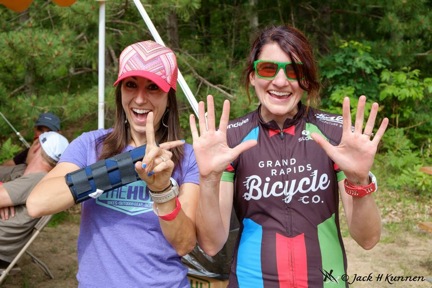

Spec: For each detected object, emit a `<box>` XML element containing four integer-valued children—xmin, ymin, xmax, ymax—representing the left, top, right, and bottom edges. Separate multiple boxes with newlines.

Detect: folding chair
<box><xmin>0</xmin><ymin>215</ymin><xmax>54</xmax><ymax>284</ymax></box>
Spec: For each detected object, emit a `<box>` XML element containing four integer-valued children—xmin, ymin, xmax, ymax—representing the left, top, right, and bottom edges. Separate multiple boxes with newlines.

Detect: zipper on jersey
<box><xmin>279</xmin><ymin>129</ymin><xmax>285</xmax><ymax>140</ymax></box>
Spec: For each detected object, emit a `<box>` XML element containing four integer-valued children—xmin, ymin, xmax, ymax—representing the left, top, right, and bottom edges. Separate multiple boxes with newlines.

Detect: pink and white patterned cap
<box><xmin>113</xmin><ymin>40</ymin><xmax>178</xmax><ymax>92</ymax></box>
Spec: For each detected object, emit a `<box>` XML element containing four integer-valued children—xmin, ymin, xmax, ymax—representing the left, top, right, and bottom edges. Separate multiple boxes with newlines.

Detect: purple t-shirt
<box><xmin>60</xmin><ymin>129</ymin><xmax>199</xmax><ymax>288</ymax></box>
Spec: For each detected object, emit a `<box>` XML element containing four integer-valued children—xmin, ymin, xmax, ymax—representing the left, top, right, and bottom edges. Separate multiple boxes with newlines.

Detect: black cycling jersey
<box><xmin>222</xmin><ymin>102</ymin><xmax>348</xmax><ymax>288</ymax></box>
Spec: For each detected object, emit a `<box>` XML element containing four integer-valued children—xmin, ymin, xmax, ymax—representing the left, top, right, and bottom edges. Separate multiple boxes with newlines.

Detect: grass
<box><xmin>376</xmin><ymin>187</ymin><xmax>431</xmax><ymax>235</ymax></box>
<box><xmin>47</xmin><ymin>206</ymin><xmax>81</xmax><ymax>228</ymax></box>
<box><xmin>47</xmin><ymin>211</ymin><xmax>69</xmax><ymax>228</ymax></box>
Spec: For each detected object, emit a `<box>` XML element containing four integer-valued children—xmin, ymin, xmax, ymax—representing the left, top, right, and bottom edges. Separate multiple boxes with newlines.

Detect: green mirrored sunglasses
<box><xmin>253</xmin><ymin>60</ymin><xmax>303</xmax><ymax>81</ymax></box>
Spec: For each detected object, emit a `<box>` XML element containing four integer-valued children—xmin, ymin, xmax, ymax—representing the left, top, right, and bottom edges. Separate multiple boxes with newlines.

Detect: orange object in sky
<box><xmin>0</xmin><ymin>0</ymin><xmax>77</xmax><ymax>12</ymax></box>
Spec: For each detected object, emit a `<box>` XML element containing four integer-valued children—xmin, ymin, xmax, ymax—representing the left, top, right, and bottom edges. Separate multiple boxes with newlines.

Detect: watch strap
<box><xmin>344</xmin><ymin>172</ymin><xmax>377</xmax><ymax>197</ymax></box>
<box><xmin>149</xmin><ymin>177</ymin><xmax>179</xmax><ymax>203</ymax></box>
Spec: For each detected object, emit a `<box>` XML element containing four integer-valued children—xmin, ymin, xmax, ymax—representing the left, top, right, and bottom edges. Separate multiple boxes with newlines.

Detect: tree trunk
<box><xmin>167</xmin><ymin>11</ymin><xmax>179</xmax><ymax>50</ymax></box>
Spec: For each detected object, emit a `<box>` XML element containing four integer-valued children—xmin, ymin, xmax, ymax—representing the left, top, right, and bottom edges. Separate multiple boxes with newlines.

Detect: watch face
<box><xmin>170</xmin><ymin>177</ymin><xmax>180</xmax><ymax>197</ymax></box>
<box><xmin>170</xmin><ymin>177</ymin><xmax>179</xmax><ymax>188</ymax></box>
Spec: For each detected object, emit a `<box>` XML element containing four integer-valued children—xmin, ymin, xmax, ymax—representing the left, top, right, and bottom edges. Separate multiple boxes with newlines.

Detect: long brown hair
<box><xmin>97</xmin><ymin>83</ymin><xmax>184</xmax><ymax>166</ymax></box>
<box><xmin>243</xmin><ymin>25</ymin><xmax>321</xmax><ymax>107</ymax></box>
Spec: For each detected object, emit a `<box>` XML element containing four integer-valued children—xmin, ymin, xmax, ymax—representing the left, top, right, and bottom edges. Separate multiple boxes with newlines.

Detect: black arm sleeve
<box><xmin>65</xmin><ymin>145</ymin><xmax>147</xmax><ymax>203</ymax></box>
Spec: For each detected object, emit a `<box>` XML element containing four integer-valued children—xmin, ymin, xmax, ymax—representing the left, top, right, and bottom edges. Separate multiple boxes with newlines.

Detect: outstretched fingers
<box><xmin>371</xmin><ymin>117</ymin><xmax>389</xmax><ymax>145</ymax></box>
<box><xmin>358</xmin><ymin>97</ymin><xmax>388</xmax><ymax>143</ymax></box>
<box><xmin>354</xmin><ymin>95</ymin><xmax>367</xmax><ymax>134</ymax></box>
<box><xmin>159</xmin><ymin>140</ymin><xmax>185</xmax><ymax>150</ymax></box>
<box><xmin>363</xmin><ymin>102</ymin><xmax>378</xmax><ymax>137</ymax></box>
<box><xmin>218</xmin><ymin>99</ymin><xmax>231</xmax><ymax>133</ymax></box>
<box><xmin>190</xmin><ymin>112</ymin><xmax>199</xmax><ymax>140</ymax></box>
<box><xmin>143</xmin><ymin>112</ymin><xmax>160</xmax><ymax>163</ymax></box>
<box><xmin>191</xmin><ymin>95</ymin><xmax>226</xmax><ymax>137</ymax></box>
<box><xmin>233</xmin><ymin>139</ymin><xmax>258</xmax><ymax>157</ymax></box>
<box><xmin>145</xmin><ymin>112</ymin><xmax>157</xmax><ymax>147</ymax></box>
<box><xmin>205</xmin><ymin>95</ymin><xmax>216</xmax><ymax>132</ymax></box>
<box><xmin>342</xmin><ymin>97</ymin><xmax>353</xmax><ymax>134</ymax></box>
<box><xmin>138</xmin><ymin>112</ymin><xmax>167</xmax><ymax>175</ymax></box>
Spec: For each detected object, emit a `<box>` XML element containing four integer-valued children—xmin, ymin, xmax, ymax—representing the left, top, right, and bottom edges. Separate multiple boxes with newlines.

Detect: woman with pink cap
<box><xmin>28</xmin><ymin>41</ymin><xmax>199</xmax><ymax>287</ymax></box>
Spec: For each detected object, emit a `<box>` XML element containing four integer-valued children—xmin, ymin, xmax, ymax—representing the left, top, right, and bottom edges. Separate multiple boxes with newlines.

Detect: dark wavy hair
<box><xmin>243</xmin><ymin>25</ymin><xmax>321</xmax><ymax>108</ymax></box>
<box><xmin>97</xmin><ymin>83</ymin><xmax>184</xmax><ymax>166</ymax></box>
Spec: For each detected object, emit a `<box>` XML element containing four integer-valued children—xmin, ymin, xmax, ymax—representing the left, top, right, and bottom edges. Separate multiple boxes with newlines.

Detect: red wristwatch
<box><xmin>344</xmin><ymin>172</ymin><xmax>378</xmax><ymax>197</ymax></box>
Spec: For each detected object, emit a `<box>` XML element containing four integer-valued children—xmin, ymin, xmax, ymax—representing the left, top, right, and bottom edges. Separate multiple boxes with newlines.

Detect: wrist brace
<box><xmin>65</xmin><ymin>145</ymin><xmax>146</xmax><ymax>203</ymax></box>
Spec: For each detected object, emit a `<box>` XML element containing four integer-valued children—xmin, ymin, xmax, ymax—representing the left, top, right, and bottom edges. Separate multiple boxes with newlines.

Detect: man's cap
<box><xmin>39</xmin><ymin>131</ymin><xmax>69</xmax><ymax>163</ymax></box>
<box><xmin>35</xmin><ymin>112</ymin><xmax>61</xmax><ymax>131</ymax></box>
<box><xmin>113</xmin><ymin>40</ymin><xmax>178</xmax><ymax>92</ymax></box>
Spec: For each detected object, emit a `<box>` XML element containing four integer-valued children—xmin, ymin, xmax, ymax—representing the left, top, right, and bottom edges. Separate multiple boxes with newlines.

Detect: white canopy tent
<box><xmin>97</xmin><ymin>0</ymin><xmax>199</xmax><ymax>129</ymax></box>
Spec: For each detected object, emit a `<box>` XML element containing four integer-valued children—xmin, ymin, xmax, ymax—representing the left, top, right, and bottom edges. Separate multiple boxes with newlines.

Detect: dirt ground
<box><xmin>1</xmin><ymin>210</ymin><xmax>431</xmax><ymax>288</ymax></box>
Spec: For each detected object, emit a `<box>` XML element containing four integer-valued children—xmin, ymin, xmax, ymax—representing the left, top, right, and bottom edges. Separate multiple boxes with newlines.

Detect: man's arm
<box><xmin>1</xmin><ymin>159</ymin><xmax>16</xmax><ymax>166</ymax></box>
<box><xmin>1</xmin><ymin>174</ymin><xmax>45</xmax><ymax>221</ymax></box>
<box><xmin>0</xmin><ymin>206</ymin><xmax>15</xmax><ymax>220</ymax></box>
<box><xmin>0</xmin><ymin>184</ymin><xmax>14</xmax><ymax>208</ymax></box>
<box><xmin>1</xmin><ymin>174</ymin><xmax>45</xmax><ymax>208</ymax></box>
<box><xmin>0</xmin><ymin>182</ymin><xmax>15</xmax><ymax>220</ymax></box>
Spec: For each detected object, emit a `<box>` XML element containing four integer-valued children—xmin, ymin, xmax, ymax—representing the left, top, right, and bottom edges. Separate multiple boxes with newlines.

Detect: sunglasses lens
<box><xmin>285</xmin><ymin>64</ymin><xmax>298</xmax><ymax>79</ymax></box>
<box><xmin>256</xmin><ymin>62</ymin><xmax>278</xmax><ymax>77</ymax></box>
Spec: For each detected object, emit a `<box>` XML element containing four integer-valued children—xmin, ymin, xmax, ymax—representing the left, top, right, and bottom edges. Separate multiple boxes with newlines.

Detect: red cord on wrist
<box><xmin>157</xmin><ymin>197</ymin><xmax>181</xmax><ymax>221</ymax></box>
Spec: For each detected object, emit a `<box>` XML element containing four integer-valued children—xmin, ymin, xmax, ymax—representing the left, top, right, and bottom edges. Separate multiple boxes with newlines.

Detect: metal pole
<box><xmin>0</xmin><ymin>112</ymin><xmax>30</xmax><ymax>148</ymax></box>
<box><xmin>131</xmin><ymin>0</ymin><xmax>199</xmax><ymax>117</ymax></box>
<box><xmin>97</xmin><ymin>0</ymin><xmax>106</xmax><ymax>129</ymax></box>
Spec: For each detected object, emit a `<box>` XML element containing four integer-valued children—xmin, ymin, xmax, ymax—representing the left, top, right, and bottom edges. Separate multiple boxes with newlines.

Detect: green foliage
<box><xmin>380</xmin><ymin>68</ymin><xmax>426</xmax><ymax>102</ymax></box>
<box><xmin>319</xmin><ymin>40</ymin><xmax>387</xmax><ymax>122</ymax></box>
<box><xmin>48</xmin><ymin>211</ymin><xmax>70</xmax><ymax>228</ymax></box>
<box><xmin>374</xmin><ymin>0</ymin><xmax>432</xmax><ymax>70</ymax></box>
<box><xmin>320</xmin><ymin>40</ymin><xmax>388</xmax><ymax>105</ymax></box>
<box><xmin>375</xmin><ymin>128</ymin><xmax>430</xmax><ymax>196</ymax></box>
<box><xmin>0</xmin><ymin>138</ymin><xmax>22</xmax><ymax>163</ymax></box>
<box><xmin>400</xmin><ymin>165</ymin><xmax>432</xmax><ymax>195</ymax></box>
<box><xmin>147</xmin><ymin>0</ymin><xmax>201</xmax><ymax>22</ymax></box>
<box><xmin>1</xmin><ymin>0</ymin><xmax>432</xmax><ymax>198</ymax></box>
<box><xmin>378</xmin><ymin>68</ymin><xmax>432</xmax><ymax>153</ymax></box>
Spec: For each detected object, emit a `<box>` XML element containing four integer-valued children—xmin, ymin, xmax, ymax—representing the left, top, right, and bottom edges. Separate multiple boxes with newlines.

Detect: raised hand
<box><xmin>135</xmin><ymin>112</ymin><xmax>184</xmax><ymax>191</ymax></box>
<box><xmin>311</xmin><ymin>95</ymin><xmax>389</xmax><ymax>184</ymax></box>
<box><xmin>190</xmin><ymin>95</ymin><xmax>257</xmax><ymax>180</ymax></box>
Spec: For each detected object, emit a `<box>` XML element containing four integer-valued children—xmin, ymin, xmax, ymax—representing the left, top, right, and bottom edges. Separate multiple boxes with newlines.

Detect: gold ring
<box><xmin>363</xmin><ymin>132</ymin><xmax>374</xmax><ymax>137</ymax></box>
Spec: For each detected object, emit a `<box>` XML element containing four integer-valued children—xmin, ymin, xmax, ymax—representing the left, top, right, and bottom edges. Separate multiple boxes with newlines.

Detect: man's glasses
<box><xmin>253</xmin><ymin>60</ymin><xmax>303</xmax><ymax>81</ymax></box>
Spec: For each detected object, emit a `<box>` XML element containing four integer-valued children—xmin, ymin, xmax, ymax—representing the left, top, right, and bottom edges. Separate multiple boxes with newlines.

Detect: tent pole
<box><xmin>97</xmin><ymin>0</ymin><xmax>106</xmax><ymax>129</ymax></box>
<box><xmin>131</xmin><ymin>0</ymin><xmax>199</xmax><ymax>117</ymax></box>
<box><xmin>0</xmin><ymin>112</ymin><xmax>30</xmax><ymax>148</ymax></box>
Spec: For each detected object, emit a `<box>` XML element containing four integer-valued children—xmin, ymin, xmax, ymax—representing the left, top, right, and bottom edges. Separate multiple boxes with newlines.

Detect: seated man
<box><xmin>0</xmin><ymin>131</ymin><xmax>69</xmax><ymax>273</ymax></box>
<box><xmin>1</xmin><ymin>112</ymin><xmax>62</xmax><ymax>166</ymax></box>
<box><xmin>0</xmin><ymin>164</ymin><xmax>27</xmax><ymax>184</ymax></box>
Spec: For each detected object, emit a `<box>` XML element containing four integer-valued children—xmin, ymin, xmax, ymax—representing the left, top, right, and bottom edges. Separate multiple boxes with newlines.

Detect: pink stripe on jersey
<box><xmin>276</xmin><ymin>233</ymin><xmax>308</xmax><ymax>287</ymax></box>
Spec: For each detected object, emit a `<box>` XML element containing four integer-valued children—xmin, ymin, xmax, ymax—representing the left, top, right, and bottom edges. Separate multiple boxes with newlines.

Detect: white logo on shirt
<box><xmin>298</xmin><ymin>129</ymin><xmax>313</xmax><ymax>142</ymax></box>
<box><xmin>242</xmin><ymin>170</ymin><xmax>330</xmax><ymax>204</ymax></box>
<box><xmin>227</xmin><ymin>118</ymin><xmax>249</xmax><ymax>129</ymax></box>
